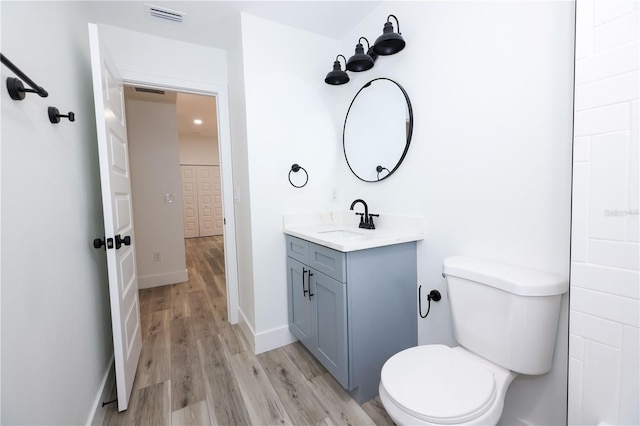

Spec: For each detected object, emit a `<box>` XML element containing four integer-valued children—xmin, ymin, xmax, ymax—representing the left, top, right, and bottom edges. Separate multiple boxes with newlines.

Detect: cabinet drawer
<box><xmin>286</xmin><ymin>235</ymin><xmax>309</xmax><ymax>264</ymax></box>
<box><xmin>309</xmin><ymin>242</ymin><xmax>346</xmax><ymax>282</ymax></box>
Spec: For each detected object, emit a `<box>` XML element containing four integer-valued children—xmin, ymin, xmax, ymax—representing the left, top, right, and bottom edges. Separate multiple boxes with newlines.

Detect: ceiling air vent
<box><xmin>146</xmin><ymin>4</ymin><xmax>185</xmax><ymax>24</ymax></box>
<box><xmin>135</xmin><ymin>87</ymin><xmax>165</xmax><ymax>95</ymax></box>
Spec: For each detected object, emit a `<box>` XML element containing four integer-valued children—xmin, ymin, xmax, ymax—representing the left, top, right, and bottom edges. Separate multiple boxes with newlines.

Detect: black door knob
<box><xmin>115</xmin><ymin>234</ymin><xmax>131</xmax><ymax>249</ymax></box>
<box><xmin>93</xmin><ymin>237</ymin><xmax>114</xmax><ymax>250</ymax></box>
<box><xmin>93</xmin><ymin>238</ymin><xmax>104</xmax><ymax>249</ymax></box>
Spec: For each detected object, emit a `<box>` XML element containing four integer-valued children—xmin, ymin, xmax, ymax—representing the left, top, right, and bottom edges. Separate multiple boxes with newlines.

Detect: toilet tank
<box><xmin>443</xmin><ymin>256</ymin><xmax>568</xmax><ymax>375</ymax></box>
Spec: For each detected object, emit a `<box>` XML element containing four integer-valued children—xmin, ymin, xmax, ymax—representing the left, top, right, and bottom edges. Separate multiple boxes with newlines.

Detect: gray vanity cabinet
<box><xmin>285</xmin><ymin>235</ymin><xmax>417</xmax><ymax>403</ymax></box>
<box><xmin>286</xmin><ymin>240</ymin><xmax>349</xmax><ymax>388</ymax></box>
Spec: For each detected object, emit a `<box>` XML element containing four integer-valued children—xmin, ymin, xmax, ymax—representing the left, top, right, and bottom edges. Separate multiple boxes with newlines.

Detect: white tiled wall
<box><xmin>569</xmin><ymin>0</ymin><xmax>640</xmax><ymax>424</ymax></box>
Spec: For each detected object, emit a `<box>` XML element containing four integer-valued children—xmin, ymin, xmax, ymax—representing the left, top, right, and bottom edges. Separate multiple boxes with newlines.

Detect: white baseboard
<box><xmin>237</xmin><ymin>309</ymin><xmax>297</xmax><ymax>355</ymax></box>
<box><xmin>254</xmin><ymin>324</ymin><xmax>297</xmax><ymax>354</ymax></box>
<box><xmin>238</xmin><ymin>308</ymin><xmax>256</xmax><ymax>353</ymax></box>
<box><xmin>87</xmin><ymin>357</ymin><xmax>115</xmax><ymax>426</ymax></box>
<box><xmin>137</xmin><ymin>269</ymin><xmax>188</xmax><ymax>289</ymax></box>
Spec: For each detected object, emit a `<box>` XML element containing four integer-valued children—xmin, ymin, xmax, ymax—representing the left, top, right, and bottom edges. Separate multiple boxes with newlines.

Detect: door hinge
<box><xmin>224</xmin><ymin>218</ymin><xmax>226</xmax><ymax>225</ymax></box>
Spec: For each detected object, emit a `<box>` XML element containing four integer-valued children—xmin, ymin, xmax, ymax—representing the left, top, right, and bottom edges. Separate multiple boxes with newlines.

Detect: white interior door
<box><xmin>88</xmin><ymin>23</ymin><xmax>142</xmax><ymax>412</ymax></box>
<box><xmin>181</xmin><ymin>165</ymin><xmax>199</xmax><ymax>238</ymax></box>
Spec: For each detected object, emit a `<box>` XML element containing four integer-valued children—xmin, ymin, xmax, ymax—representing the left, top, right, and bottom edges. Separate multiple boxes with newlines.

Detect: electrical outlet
<box><xmin>153</xmin><ymin>252</ymin><xmax>161</xmax><ymax>262</ymax></box>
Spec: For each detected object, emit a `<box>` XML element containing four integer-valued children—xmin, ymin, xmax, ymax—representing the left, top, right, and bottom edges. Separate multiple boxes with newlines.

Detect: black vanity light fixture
<box><xmin>373</xmin><ymin>15</ymin><xmax>405</xmax><ymax>56</ymax></box>
<box><xmin>324</xmin><ymin>14</ymin><xmax>405</xmax><ymax>85</ymax></box>
<box><xmin>325</xmin><ymin>54</ymin><xmax>350</xmax><ymax>85</ymax></box>
<box><xmin>347</xmin><ymin>37</ymin><xmax>377</xmax><ymax>72</ymax></box>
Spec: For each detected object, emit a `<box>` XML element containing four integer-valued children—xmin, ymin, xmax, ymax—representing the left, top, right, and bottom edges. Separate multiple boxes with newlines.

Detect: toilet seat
<box><xmin>380</xmin><ymin>345</ymin><xmax>497</xmax><ymax>424</ymax></box>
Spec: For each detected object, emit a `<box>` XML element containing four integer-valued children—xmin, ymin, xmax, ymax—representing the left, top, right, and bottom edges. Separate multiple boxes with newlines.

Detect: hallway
<box><xmin>103</xmin><ymin>236</ymin><xmax>392</xmax><ymax>425</ymax></box>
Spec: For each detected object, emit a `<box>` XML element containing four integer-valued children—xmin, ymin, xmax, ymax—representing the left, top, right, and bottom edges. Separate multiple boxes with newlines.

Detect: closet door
<box><xmin>181</xmin><ymin>166</ymin><xmax>199</xmax><ymax>238</ymax></box>
<box><xmin>181</xmin><ymin>165</ymin><xmax>223</xmax><ymax>238</ymax></box>
<box><xmin>211</xmin><ymin>165</ymin><xmax>223</xmax><ymax>236</ymax></box>
<box><xmin>196</xmin><ymin>166</ymin><xmax>216</xmax><ymax>237</ymax></box>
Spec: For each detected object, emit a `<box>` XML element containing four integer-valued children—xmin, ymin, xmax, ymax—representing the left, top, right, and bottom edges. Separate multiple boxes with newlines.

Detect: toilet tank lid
<box><xmin>443</xmin><ymin>256</ymin><xmax>568</xmax><ymax>296</ymax></box>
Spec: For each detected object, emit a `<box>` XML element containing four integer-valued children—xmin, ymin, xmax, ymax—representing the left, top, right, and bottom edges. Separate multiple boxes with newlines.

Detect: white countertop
<box><xmin>283</xmin><ymin>211</ymin><xmax>423</xmax><ymax>252</ymax></box>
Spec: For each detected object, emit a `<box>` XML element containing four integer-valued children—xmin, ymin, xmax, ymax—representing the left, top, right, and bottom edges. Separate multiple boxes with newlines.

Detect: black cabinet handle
<box><xmin>308</xmin><ymin>271</ymin><xmax>314</xmax><ymax>300</ymax></box>
<box><xmin>302</xmin><ymin>268</ymin><xmax>309</xmax><ymax>297</ymax></box>
<box><xmin>115</xmin><ymin>234</ymin><xmax>131</xmax><ymax>250</ymax></box>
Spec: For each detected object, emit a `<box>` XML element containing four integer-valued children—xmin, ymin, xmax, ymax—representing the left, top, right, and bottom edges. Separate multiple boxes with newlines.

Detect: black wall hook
<box><xmin>48</xmin><ymin>106</ymin><xmax>75</xmax><ymax>124</ymax></box>
<box><xmin>288</xmin><ymin>163</ymin><xmax>309</xmax><ymax>188</ymax></box>
<box><xmin>376</xmin><ymin>165</ymin><xmax>390</xmax><ymax>181</ymax></box>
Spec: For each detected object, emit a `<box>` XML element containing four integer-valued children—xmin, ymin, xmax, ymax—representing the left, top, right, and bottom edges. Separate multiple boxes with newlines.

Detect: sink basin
<box><xmin>317</xmin><ymin>229</ymin><xmax>365</xmax><ymax>238</ymax></box>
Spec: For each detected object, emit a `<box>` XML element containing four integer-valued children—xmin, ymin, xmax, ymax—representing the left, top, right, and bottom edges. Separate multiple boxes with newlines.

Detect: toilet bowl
<box><xmin>378</xmin><ymin>255</ymin><xmax>568</xmax><ymax>426</ymax></box>
<box><xmin>379</xmin><ymin>345</ymin><xmax>516</xmax><ymax>425</ymax></box>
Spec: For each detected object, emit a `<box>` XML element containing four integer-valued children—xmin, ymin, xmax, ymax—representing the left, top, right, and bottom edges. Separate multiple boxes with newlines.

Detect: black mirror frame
<box><xmin>342</xmin><ymin>77</ymin><xmax>413</xmax><ymax>182</ymax></box>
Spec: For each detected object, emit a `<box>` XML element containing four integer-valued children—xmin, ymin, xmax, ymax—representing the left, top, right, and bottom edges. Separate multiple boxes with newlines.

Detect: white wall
<box><xmin>224</xmin><ymin>12</ymin><xmax>257</xmax><ymax>338</ymax></box>
<box><xmin>569</xmin><ymin>0</ymin><xmax>639</xmax><ymax>424</ymax></box>
<box><xmin>239</xmin><ymin>13</ymin><xmax>342</xmax><ymax>352</ymax></box>
<box><xmin>0</xmin><ymin>2</ymin><xmax>114</xmax><ymax>424</ymax></box>
<box><xmin>337</xmin><ymin>2</ymin><xmax>575</xmax><ymax>425</ymax></box>
<box><xmin>96</xmin><ymin>24</ymin><xmax>227</xmax><ymax>88</ymax></box>
<box><xmin>126</xmin><ymin>98</ymin><xmax>188</xmax><ymax>289</ymax></box>
<box><xmin>179</xmin><ymin>134</ymin><xmax>219</xmax><ymax>165</ymax></box>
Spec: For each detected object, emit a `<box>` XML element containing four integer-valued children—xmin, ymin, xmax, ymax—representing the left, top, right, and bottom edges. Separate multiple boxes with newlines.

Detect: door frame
<box><xmin>120</xmin><ymin>71</ymin><xmax>239</xmax><ymax>324</ymax></box>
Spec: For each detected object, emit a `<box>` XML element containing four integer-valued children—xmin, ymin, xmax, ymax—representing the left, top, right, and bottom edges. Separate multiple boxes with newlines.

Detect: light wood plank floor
<box><xmin>103</xmin><ymin>236</ymin><xmax>394</xmax><ymax>426</ymax></box>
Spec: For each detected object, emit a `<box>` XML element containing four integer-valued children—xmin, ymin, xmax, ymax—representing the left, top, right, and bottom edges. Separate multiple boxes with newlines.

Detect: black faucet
<box><xmin>350</xmin><ymin>199</ymin><xmax>379</xmax><ymax>229</ymax></box>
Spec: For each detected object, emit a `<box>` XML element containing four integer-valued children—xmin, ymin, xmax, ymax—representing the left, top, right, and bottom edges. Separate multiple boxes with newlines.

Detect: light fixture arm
<box><xmin>387</xmin><ymin>15</ymin><xmax>401</xmax><ymax>34</ymax></box>
<box><xmin>359</xmin><ymin>37</ymin><xmax>371</xmax><ymax>50</ymax></box>
<box><xmin>336</xmin><ymin>54</ymin><xmax>347</xmax><ymax>68</ymax></box>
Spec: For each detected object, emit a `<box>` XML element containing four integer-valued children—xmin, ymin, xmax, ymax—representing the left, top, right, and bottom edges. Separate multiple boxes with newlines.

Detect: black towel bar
<box><xmin>1</xmin><ymin>53</ymin><xmax>48</xmax><ymax>99</ymax></box>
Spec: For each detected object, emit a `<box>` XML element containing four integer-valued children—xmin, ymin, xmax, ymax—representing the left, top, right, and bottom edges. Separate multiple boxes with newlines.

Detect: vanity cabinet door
<box><xmin>287</xmin><ymin>257</ymin><xmax>313</xmax><ymax>348</ymax></box>
<box><xmin>311</xmin><ymin>271</ymin><xmax>348</xmax><ymax>389</ymax></box>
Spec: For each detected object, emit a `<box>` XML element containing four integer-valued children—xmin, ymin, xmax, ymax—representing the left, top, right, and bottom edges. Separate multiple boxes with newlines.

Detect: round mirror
<box><xmin>343</xmin><ymin>78</ymin><xmax>413</xmax><ymax>182</ymax></box>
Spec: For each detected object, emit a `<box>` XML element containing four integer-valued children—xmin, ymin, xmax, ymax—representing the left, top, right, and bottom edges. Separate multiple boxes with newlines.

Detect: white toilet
<box><xmin>379</xmin><ymin>255</ymin><xmax>568</xmax><ymax>425</ymax></box>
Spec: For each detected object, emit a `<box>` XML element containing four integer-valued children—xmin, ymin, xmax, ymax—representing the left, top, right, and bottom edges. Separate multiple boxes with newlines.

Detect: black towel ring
<box><xmin>288</xmin><ymin>164</ymin><xmax>309</xmax><ymax>188</ymax></box>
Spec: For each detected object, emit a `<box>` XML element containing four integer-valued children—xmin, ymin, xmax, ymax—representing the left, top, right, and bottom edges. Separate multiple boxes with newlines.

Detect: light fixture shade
<box><xmin>325</xmin><ymin>55</ymin><xmax>349</xmax><ymax>85</ymax></box>
<box><xmin>347</xmin><ymin>38</ymin><xmax>375</xmax><ymax>72</ymax></box>
<box><xmin>373</xmin><ymin>15</ymin><xmax>405</xmax><ymax>56</ymax></box>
